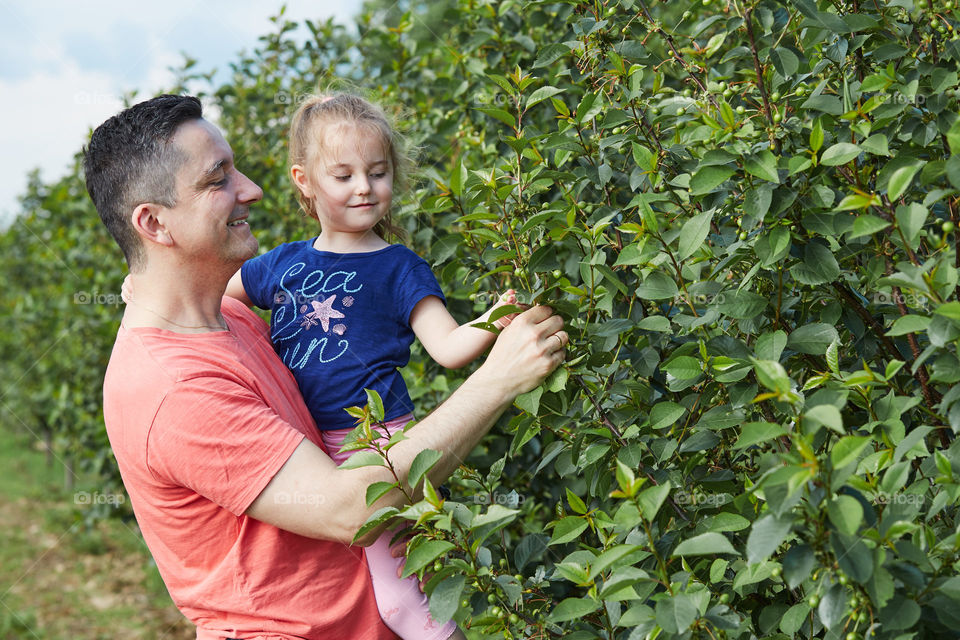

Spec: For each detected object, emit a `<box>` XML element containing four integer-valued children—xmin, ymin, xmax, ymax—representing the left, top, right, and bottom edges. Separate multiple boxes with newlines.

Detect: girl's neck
<box><xmin>312</xmin><ymin>229</ymin><xmax>389</xmax><ymax>254</ymax></box>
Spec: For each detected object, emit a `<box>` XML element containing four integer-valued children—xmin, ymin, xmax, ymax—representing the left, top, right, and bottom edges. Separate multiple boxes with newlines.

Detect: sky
<box><xmin>0</xmin><ymin>0</ymin><xmax>364</xmax><ymax>226</ymax></box>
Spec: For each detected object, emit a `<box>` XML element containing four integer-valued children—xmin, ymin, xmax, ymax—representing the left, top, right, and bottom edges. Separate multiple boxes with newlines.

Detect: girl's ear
<box><xmin>290</xmin><ymin>164</ymin><xmax>313</xmax><ymax>199</ymax></box>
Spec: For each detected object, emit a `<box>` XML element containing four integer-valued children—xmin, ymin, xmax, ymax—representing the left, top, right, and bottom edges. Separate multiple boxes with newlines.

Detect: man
<box><xmin>84</xmin><ymin>94</ymin><xmax>567</xmax><ymax>640</ymax></box>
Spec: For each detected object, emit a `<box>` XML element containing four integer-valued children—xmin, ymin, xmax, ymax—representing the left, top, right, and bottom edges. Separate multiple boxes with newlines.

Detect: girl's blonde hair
<box><xmin>288</xmin><ymin>92</ymin><xmax>409</xmax><ymax>243</ymax></box>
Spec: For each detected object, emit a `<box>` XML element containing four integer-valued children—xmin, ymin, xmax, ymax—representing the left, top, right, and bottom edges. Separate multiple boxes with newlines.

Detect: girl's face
<box><xmin>292</xmin><ymin>121</ymin><xmax>393</xmax><ymax>236</ymax></box>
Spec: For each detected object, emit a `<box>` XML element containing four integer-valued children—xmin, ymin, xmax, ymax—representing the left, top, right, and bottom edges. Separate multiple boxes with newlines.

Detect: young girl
<box><xmin>226</xmin><ymin>93</ymin><xmax>514</xmax><ymax>640</ymax></box>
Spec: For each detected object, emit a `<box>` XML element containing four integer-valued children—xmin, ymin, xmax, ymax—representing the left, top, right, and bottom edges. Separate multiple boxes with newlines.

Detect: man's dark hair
<box><xmin>84</xmin><ymin>95</ymin><xmax>203</xmax><ymax>270</ymax></box>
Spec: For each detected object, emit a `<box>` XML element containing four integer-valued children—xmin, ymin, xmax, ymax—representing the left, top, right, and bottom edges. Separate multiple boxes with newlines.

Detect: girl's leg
<box><xmin>320</xmin><ymin>417</ymin><xmax>459</xmax><ymax>640</ymax></box>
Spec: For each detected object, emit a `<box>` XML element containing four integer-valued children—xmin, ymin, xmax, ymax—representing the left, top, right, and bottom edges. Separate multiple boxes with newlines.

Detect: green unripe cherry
<box><xmin>723</xmin><ymin>88</ymin><xmax>734</xmax><ymax>99</ymax></box>
<box><xmin>488</xmin><ymin>593</ymin><xmax>498</xmax><ymax>604</ymax></box>
<box><xmin>719</xmin><ymin>593</ymin><xmax>731</xmax><ymax>604</ymax></box>
<box><xmin>772</xmin><ymin>112</ymin><xmax>782</xmax><ymax>123</ymax></box>
<box><xmin>942</xmin><ymin>220</ymin><xmax>954</xmax><ymax>233</ymax></box>
<box><xmin>509</xmin><ymin>613</ymin><xmax>520</xmax><ymax>624</ymax></box>
<box><xmin>676</xmin><ymin>107</ymin><xmax>686</xmax><ymax>116</ymax></box>
<box><xmin>808</xmin><ymin>594</ymin><xmax>820</xmax><ymax>608</ymax></box>
<box><xmin>736</xmin><ymin>105</ymin><xmax>746</xmax><ymax>115</ymax></box>
<box><xmin>433</xmin><ymin>560</ymin><xmax>444</xmax><ymax>573</ymax></box>
<box><xmin>552</xmin><ymin>269</ymin><xmax>562</xmax><ymax>278</ymax></box>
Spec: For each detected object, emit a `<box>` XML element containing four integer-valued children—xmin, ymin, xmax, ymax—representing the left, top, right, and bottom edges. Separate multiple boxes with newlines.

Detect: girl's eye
<box><xmin>334</xmin><ymin>175</ymin><xmax>351</xmax><ymax>182</ymax></box>
<box><xmin>370</xmin><ymin>172</ymin><xmax>386</xmax><ymax>179</ymax></box>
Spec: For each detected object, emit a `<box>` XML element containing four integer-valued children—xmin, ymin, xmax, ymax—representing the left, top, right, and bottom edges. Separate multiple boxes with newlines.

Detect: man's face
<box><xmin>163</xmin><ymin>119</ymin><xmax>262</xmax><ymax>267</ymax></box>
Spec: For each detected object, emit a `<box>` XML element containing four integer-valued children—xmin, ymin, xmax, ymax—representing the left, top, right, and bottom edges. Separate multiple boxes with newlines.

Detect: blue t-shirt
<box><xmin>241</xmin><ymin>240</ymin><xmax>445</xmax><ymax>430</ymax></box>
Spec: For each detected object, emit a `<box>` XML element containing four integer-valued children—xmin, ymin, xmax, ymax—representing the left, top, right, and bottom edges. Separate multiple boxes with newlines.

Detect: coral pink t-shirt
<box><xmin>103</xmin><ymin>296</ymin><xmax>396</xmax><ymax>640</ymax></box>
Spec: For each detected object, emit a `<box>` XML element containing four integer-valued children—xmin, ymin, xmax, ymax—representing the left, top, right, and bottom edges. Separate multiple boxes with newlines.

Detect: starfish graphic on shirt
<box><xmin>299</xmin><ymin>295</ymin><xmax>346</xmax><ymax>332</ymax></box>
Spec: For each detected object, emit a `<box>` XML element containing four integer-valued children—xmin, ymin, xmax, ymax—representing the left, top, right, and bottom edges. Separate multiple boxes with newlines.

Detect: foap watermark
<box><xmin>273</xmin><ymin>90</ymin><xmax>315</xmax><ymax>106</ymax></box>
<box><xmin>875</xmin><ymin>92</ymin><xmax>927</xmax><ymax>107</ymax></box>
<box><xmin>874</xmin><ymin>492</ymin><xmax>924</xmax><ymax>506</ymax></box>
<box><xmin>74</xmin><ymin>91</ymin><xmax>123</xmax><ymax>106</ymax></box>
<box><xmin>74</xmin><ymin>291</ymin><xmax>123</xmax><ymax>306</ymax></box>
<box><xmin>473</xmin><ymin>91</ymin><xmax>513</xmax><ymax>108</ymax></box>
<box><xmin>873</xmin><ymin>291</ymin><xmax>929</xmax><ymax>309</ymax></box>
<box><xmin>673</xmin><ymin>292</ymin><xmax>727</xmax><ymax>307</ymax></box>
<box><xmin>74</xmin><ymin>490</ymin><xmax>125</xmax><ymax>507</ymax></box>
<box><xmin>473</xmin><ymin>491</ymin><xmax>526</xmax><ymax>508</ymax></box>
<box><xmin>674</xmin><ymin>488</ymin><xmax>729</xmax><ymax>507</ymax></box>
<box><xmin>274</xmin><ymin>491</ymin><xmax>326</xmax><ymax>506</ymax></box>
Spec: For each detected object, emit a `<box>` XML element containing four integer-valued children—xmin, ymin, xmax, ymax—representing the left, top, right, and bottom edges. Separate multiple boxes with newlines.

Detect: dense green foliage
<box><xmin>5</xmin><ymin>0</ymin><xmax>960</xmax><ymax>637</ymax></box>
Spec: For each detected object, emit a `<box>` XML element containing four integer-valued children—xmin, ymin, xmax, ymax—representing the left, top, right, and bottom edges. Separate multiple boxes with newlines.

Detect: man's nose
<box><xmin>236</xmin><ymin>170</ymin><xmax>263</xmax><ymax>203</ymax></box>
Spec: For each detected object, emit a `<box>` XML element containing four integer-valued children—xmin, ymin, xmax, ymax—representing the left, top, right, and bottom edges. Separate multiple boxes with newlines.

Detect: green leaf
<box><xmin>654</xmin><ymin>593</ymin><xmax>699</xmax><ymax>633</ymax></box>
<box><xmin>690</xmin><ymin>165</ymin><xmax>735</xmax><ymax>195</ymax></box>
<box><xmin>887</xmin><ymin>163</ymin><xmax>922</xmax><ymax>201</ymax></box>
<box><xmin>886</xmin><ymin>314</ymin><xmax>930</xmax><ymax>336</ymax></box>
<box><xmin>636</xmin><ymin>271</ymin><xmax>679</xmax><ymax>300</ymax></box>
<box><xmin>365</xmin><ymin>480</ymin><xmax>398</xmax><ymax>506</ymax></box>
<box><xmin>810</xmin><ymin>118</ymin><xmax>824</xmax><ymax>152</ymax></box>
<box><xmin>475</xmin><ymin>106</ymin><xmax>517</xmax><ymax>128</ymax></box>
<box><xmin>755</xmin><ymin>330</ymin><xmax>787</xmax><ymax>361</ymax></box>
<box><xmin>549</xmin><ymin>596</ymin><xmax>600</xmax><ymax>623</ymax></box>
<box><xmin>637</xmin><ymin>315</ymin><xmax>671</xmax><ymax>331</ymax></box>
<box><xmin>734</xmin><ymin>421</ymin><xmax>787</xmax><ymax>449</ymax></box>
<box><xmin>637</xmin><ymin>482</ymin><xmax>671</xmax><ymax>521</ymax></box>
<box><xmin>408</xmin><ymin>448</ymin><xmax>443</xmax><ymax>490</ymax></box>
<box><xmin>677</xmin><ymin>210</ymin><xmax>714</xmax><ymax>260</ymax></box>
<box><xmin>428</xmin><ymin>575</ymin><xmax>466</xmax><ymax>624</ymax></box>
<box><xmin>526</xmin><ymin>85</ymin><xmax>564</xmax><ymax>108</ymax></box>
<box><xmin>549</xmin><ymin>516</ymin><xmax>589</xmax><ymax>545</ymax></box>
<box><xmin>780</xmin><ymin>602</ymin><xmax>811</xmax><ymax>635</ymax></box>
<box><xmin>879</xmin><ymin>596</ymin><xmax>921</xmax><ymax>630</ymax></box>
<box><xmin>673</xmin><ymin>532</ymin><xmax>739</xmax><ymax>557</ymax></box>
<box><xmin>831</xmin><ymin>436</ymin><xmax>872</xmax><ymax>469</ymax></box>
<box><xmin>365</xmin><ymin>389</ymin><xmax>385</xmax><ymax>421</ymax></box>
<box><xmin>820</xmin><ymin>142</ymin><xmax>861</xmax><ymax>166</ymax></box>
<box><xmin>746</xmin><ymin>513</ymin><xmax>792</xmax><ymax>564</ymax></box>
<box><xmin>515</xmin><ymin>386</ymin><xmax>543</xmax><ymax>414</ymax></box>
<box><xmin>744</xmin><ymin>150</ymin><xmax>780</xmax><ymax>183</ymax></box>
<box><xmin>819</xmin><ymin>583</ymin><xmax>847</xmax><ymax>630</ymax></box>
<box><xmin>744</xmin><ymin>184</ymin><xmax>774</xmax><ymax>218</ymax></box>
<box><xmin>895</xmin><ymin>203</ymin><xmax>928</xmax><ymax>249</ymax></box>
<box><xmin>832</xmin><ymin>533</ymin><xmax>873</xmax><ymax>583</ymax></box>
<box><xmin>716</xmin><ymin>290</ymin><xmax>767</xmax><ymax>319</ymax></box>
<box><xmin>847</xmin><ymin>213</ymin><xmax>890</xmax><ymax>239</ymax></box>
<box><xmin>783</xmin><ymin>544</ymin><xmax>816</xmax><ymax>589</ymax></box>
<box><xmin>337</xmin><ymin>450</ymin><xmax>387</xmax><ymax>470</ymax></box>
<box><xmin>473</xmin><ymin>504</ymin><xmax>520</xmax><ymax>528</ymax></box>
<box><xmin>770</xmin><ymin>47</ymin><xmax>799</xmax><ymax>76</ymax></box>
<box><xmin>804</xmin><ymin>404</ymin><xmax>843</xmax><ymax>433</ymax></box>
<box><xmin>401</xmin><ymin>540</ymin><xmax>456</xmax><ymax>578</ymax></box>
<box><xmin>948</xmin><ymin>116</ymin><xmax>960</xmax><ymax>155</ymax></box>
<box><xmin>787</xmin><ymin>323</ymin><xmax>839</xmax><ymax>355</ymax></box>
<box><xmin>649</xmin><ymin>402</ymin><xmax>686</xmax><ymax>430</ymax></box>
<box><xmin>752</xmin><ymin>359</ymin><xmax>792</xmax><ymax>394</ymax></box>
<box><xmin>792</xmin><ymin>242</ymin><xmax>840</xmax><ymax>286</ymax></box>
<box><xmin>861</xmin><ymin>133</ymin><xmax>891</xmax><ymax>156</ymax></box>
<box><xmin>662</xmin><ymin>355</ymin><xmax>701</xmax><ymax>379</ymax></box>
<box><xmin>827</xmin><ymin>495</ymin><xmax>863</xmax><ymax>536</ymax></box>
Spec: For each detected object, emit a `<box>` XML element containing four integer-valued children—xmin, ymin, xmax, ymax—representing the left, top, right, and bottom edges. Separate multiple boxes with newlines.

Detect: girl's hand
<box><xmin>120</xmin><ymin>274</ymin><xmax>133</xmax><ymax>304</ymax></box>
<box><xmin>491</xmin><ymin>289</ymin><xmax>519</xmax><ymax>330</ymax></box>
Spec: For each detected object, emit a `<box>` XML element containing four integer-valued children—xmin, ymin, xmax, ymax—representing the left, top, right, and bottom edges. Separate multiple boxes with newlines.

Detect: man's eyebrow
<box><xmin>196</xmin><ymin>159</ymin><xmax>227</xmax><ymax>186</ymax></box>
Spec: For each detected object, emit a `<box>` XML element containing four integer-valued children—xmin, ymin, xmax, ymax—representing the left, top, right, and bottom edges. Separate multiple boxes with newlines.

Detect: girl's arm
<box><xmin>410</xmin><ymin>290</ymin><xmax>517</xmax><ymax>369</ymax></box>
<box><xmin>224</xmin><ymin>268</ymin><xmax>254</xmax><ymax>307</ymax></box>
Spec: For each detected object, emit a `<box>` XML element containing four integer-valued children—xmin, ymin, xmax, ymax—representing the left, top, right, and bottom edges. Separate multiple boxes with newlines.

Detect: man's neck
<box><xmin>124</xmin><ymin>270</ymin><xmax>231</xmax><ymax>333</ymax></box>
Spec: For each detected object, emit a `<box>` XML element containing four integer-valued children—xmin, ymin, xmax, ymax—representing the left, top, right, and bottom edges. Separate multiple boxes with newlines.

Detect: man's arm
<box><xmin>245</xmin><ymin>304</ymin><xmax>567</xmax><ymax>545</ymax></box>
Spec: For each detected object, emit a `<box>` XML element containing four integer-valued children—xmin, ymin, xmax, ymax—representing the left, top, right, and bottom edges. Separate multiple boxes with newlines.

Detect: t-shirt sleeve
<box><xmin>395</xmin><ymin>254</ymin><xmax>445</xmax><ymax>323</ymax></box>
<box><xmin>146</xmin><ymin>376</ymin><xmax>305</xmax><ymax>515</ymax></box>
<box><xmin>241</xmin><ymin>249</ymin><xmax>281</xmax><ymax>310</ymax></box>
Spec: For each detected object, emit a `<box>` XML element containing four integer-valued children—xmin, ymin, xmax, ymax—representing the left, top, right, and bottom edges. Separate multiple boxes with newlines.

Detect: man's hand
<box><xmin>477</xmin><ymin>305</ymin><xmax>566</xmax><ymax>397</ymax></box>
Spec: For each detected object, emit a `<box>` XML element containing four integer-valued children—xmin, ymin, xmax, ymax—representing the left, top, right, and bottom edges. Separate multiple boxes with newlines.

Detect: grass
<box><xmin>0</xmin><ymin>418</ymin><xmax>193</xmax><ymax>639</ymax></box>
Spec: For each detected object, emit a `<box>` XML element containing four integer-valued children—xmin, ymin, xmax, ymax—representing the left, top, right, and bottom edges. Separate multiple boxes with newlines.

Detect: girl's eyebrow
<box><xmin>327</xmin><ymin>160</ymin><xmax>388</xmax><ymax>169</ymax></box>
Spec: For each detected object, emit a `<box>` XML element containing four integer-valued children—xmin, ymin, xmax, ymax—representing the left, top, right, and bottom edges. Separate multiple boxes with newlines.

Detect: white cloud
<box><xmin>0</xmin><ymin>0</ymin><xmax>364</xmax><ymax>225</ymax></box>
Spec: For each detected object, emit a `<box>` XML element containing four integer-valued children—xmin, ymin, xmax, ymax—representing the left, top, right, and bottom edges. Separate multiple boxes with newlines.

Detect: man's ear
<box><xmin>131</xmin><ymin>203</ymin><xmax>174</xmax><ymax>247</ymax></box>
<box><xmin>290</xmin><ymin>164</ymin><xmax>313</xmax><ymax>199</ymax></box>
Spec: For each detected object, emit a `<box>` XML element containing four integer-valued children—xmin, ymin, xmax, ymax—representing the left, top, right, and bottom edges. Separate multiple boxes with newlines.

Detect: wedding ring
<box><xmin>551</xmin><ymin>334</ymin><xmax>564</xmax><ymax>349</ymax></box>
